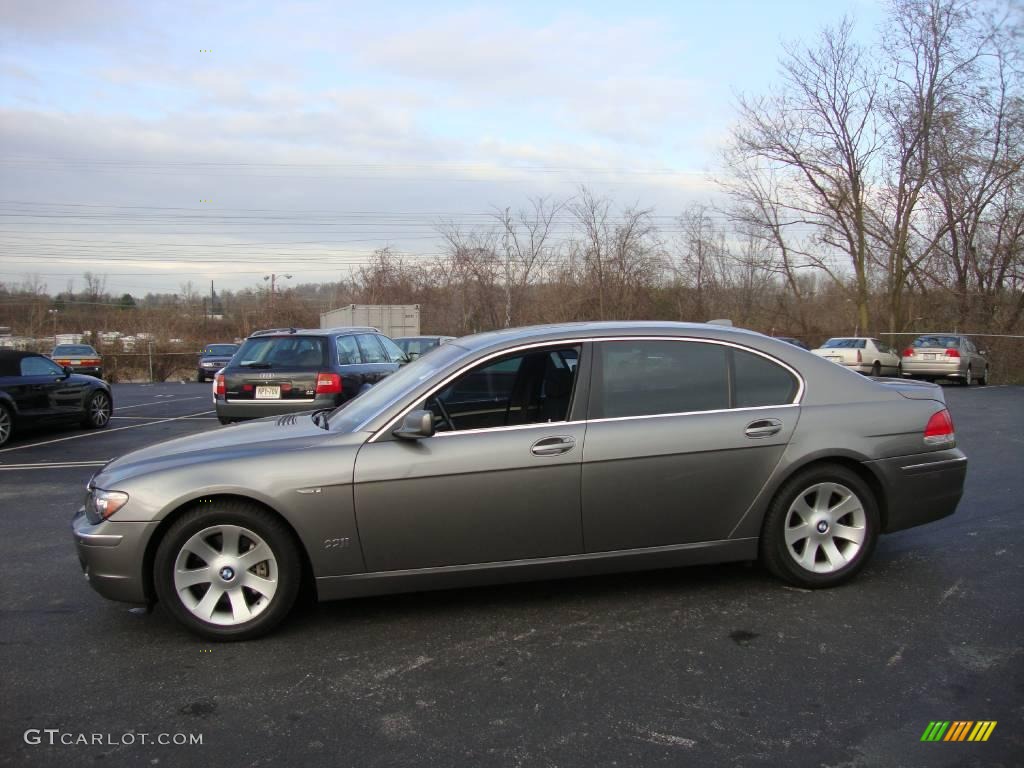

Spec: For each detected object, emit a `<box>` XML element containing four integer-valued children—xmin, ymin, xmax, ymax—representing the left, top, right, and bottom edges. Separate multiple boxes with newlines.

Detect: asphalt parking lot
<box><xmin>1</xmin><ymin>382</ymin><xmax>1021</xmax><ymax>767</ymax></box>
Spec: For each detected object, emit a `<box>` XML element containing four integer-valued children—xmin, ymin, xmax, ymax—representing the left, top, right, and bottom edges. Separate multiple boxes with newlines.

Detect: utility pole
<box><xmin>263</xmin><ymin>274</ymin><xmax>293</xmax><ymax>322</ymax></box>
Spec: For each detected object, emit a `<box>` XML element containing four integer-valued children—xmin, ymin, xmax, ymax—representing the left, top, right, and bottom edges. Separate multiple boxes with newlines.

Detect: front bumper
<box><xmin>72</xmin><ymin>507</ymin><xmax>156</xmax><ymax>603</ymax></box>
<box><xmin>867</xmin><ymin>448</ymin><xmax>968</xmax><ymax>533</ymax></box>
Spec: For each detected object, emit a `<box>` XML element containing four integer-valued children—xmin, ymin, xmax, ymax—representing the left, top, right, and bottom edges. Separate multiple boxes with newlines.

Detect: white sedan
<box><xmin>811</xmin><ymin>337</ymin><xmax>902</xmax><ymax>377</ymax></box>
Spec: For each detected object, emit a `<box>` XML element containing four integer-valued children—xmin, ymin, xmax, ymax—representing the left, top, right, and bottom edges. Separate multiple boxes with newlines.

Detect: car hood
<box><xmin>94</xmin><ymin>414</ymin><xmax>342</xmax><ymax>487</ymax></box>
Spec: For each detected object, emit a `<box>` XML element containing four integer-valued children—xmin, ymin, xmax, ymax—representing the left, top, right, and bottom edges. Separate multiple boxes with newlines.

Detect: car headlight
<box><xmin>87</xmin><ymin>489</ymin><xmax>129</xmax><ymax>522</ymax></box>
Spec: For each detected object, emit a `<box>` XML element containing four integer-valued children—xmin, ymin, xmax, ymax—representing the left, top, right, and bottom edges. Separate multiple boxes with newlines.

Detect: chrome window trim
<box><xmin>367</xmin><ymin>335</ymin><xmax>805</xmax><ymax>443</ymax></box>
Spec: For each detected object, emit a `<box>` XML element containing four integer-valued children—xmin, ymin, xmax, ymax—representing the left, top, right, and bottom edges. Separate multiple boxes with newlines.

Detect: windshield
<box><xmin>328</xmin><ymin>342</ymin><xmax>469</xmax><ymax>432</ymax></box>
<box><xmin>913</xmin><ymin>335</ymin><xmax>960</xmax><ymax>349</ymax></box>
<box><xmin>821</xmin><ymin>338</ymin><xmax>865</xmax><ymax>349</ymax></box>
<box><xmin>396</xmin><ymin>338</ymin><xmax>440</xmax><ymax>357</ymax></box>
<box><xmin>53</xmin><ymin>345</ymin><xmax>96</xmax><ymax>355</ymax></box>
<box><xmin>202</xmin><ymin>344</ymin><xmax>238</xmax><ymax>356</ymax></box>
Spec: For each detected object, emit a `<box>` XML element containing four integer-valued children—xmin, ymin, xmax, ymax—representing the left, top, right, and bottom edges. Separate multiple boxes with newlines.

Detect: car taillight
<box><xmin>856</xmin><ymin>350</ymin><xmax>862</xmax><ymax>363</ymax></box>
<box><xmin>316</xmin><ymin>372</ymin><xmax>342</xmax><ymax>394</ymax></box>
<box><xmin>84</xmin><ymin>358</ymin><xmax>101</xmax><ymax>365</ymax></box>
<box><xmin>945</xmin><ymin>349</ymin><xmax>960</xmax><ymax>358</ymax></box>
<box><xmin>902</xmin><ymin>348</ymin><xmax>914</xmax><ymax>357</ymax></box>
<box><xmin>924</xmin><ymin>409</ymin><xmax>955</xmax><ymax>446</ymax></box>
<box><xmin>214</xmin><ymin>373</ymin><xmax>225</xmax><ymax>396</ymax></box>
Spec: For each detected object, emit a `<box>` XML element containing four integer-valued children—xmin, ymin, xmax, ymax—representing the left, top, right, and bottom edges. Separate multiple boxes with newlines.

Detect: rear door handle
<box><xmin>745</xmin><ymin>419</ymin><xmax>782</xmax><ymax>438</ymax></box>
<box><xmin>531</xmin><ymin>435</ymin><xmax>576</xmax><ymax>456</ymax></box>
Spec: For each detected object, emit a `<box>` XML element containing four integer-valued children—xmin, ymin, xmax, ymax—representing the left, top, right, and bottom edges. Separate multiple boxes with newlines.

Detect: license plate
<box><xmin>924</xmin><ymin>353</ymin><xmax>936</xmax><ymax>360</ymax></box>
<box><xmin>826</xmin><ymin>356</ymin><xmax>842</xmax><ymax>362</ymax></box>
<box><xmin>255</xmin><ymin>386</ymin><xmax>280</xmax><ymax>399</ymax></box>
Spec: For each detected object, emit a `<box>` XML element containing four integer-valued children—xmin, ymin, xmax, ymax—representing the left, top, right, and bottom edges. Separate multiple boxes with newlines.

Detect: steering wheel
<box><xmin>431</xmin><ymin>397</ymin><xmax>456</xmax><ymax>432</ymax></box>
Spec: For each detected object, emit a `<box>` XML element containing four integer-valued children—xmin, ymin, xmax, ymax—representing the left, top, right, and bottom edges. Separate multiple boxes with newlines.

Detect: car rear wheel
<box><xmin>154</xmin><ymin>502</ymin><xmax>301</xmax><ymax>640</ymax></box>
<box><xmin>82</xmin><ymin>391</ymin><xmax>112</xmax><ymax>428</ymax></box>
<box><xmin>760</xmin><ymin>464</ymin><xmax>879</xmax><ymax>588</ymax></box>
<box><xmin>963</xmin><ymin>366</ymin><xmax>972</xmax><ymax>386</ymax></box>
<box><xmin>980</xmin><ymin>367</ymin><xmax>989</xmax><ymax>386</ymax></box>
<box><xmin>0</xmin><ymin>404</ymin><xmax>12</xmax><ymax>447</ymax></box>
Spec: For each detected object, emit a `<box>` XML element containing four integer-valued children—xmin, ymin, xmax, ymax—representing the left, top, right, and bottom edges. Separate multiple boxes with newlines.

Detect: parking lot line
<box><xmin>0</xmin><ymin>410</ymin><xmax>216</xmax><ymax>455</ymax></box>
<box><xmin>113</xmin><ymin>396</ymin><xmax>206</xmax><ymax>410</ymax></box>
<box><xmin>111</xmin><ymin>415</ymin><xmax>217</xmax><ymax>421</ymax></box>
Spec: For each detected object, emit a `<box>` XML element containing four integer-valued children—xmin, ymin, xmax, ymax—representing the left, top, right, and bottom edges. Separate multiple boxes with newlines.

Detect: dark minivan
<box><xmin>213</xmin><ymin>327</ymin><xmax>407</xmax><ymax>423</ymax></box>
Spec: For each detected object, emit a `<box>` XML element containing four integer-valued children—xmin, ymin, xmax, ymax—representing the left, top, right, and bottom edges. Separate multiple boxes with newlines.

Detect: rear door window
<box><xmin>336</xmin><ymin>336</ymin><xmax>361</xmax><ymax>366</ymax></box>
<box><xmin>593</xmin><ymin>340</ymin><xmax>729</xmax><ymax>418</ymax></box>
<box><xmin>355</xmin><ymin>334</ymin><xmax>388</xmax><ymax>364</ymax></box>
<box><xmin>21</xmin><ymin>356</ymin><xmax>64</xmax><ymax>376</ymax></box>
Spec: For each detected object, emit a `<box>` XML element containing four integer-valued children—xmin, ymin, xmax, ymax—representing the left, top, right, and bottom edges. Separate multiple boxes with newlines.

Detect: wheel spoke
<box><xmin>799</xmin><ymin>540</ymin><xmax>820</xmax><ymax>569</ymax></box>
<box><xmin>193</xmin><ymin>584</ymin><xmax>224</xmax><ymax>619</ymax></box>
<box><xmin>175</xmin><ymin>567</ymin><xmax>213</xmax><ymax>589</ymax></box>
<box><xmin>832</xmin><ymin>522</ymin><xmax>865</xmax><ymax>545</ymax></box>
<box><xmin>237</xmin><ymin>542</ymin><xmax>273</xmax><ymax>569</ymax></box>
<box><xmin>790</xmin><ymin>496</ymin><xmax>814</xmax><ymax>523</ymax></box>
<box><xmin>784</xmin><ymin>521</ymin><xmax>811</xmax><ymax>547</ymax></box>
<box><xmin>241</xmin><ymin>571</ymin><xmax>276</xmax><ymax>598</ymax></box>
<box><xmin>820</xmin><ymin>537</ymin><xmax>846</xmax><ymax>568</ymax></box>
<box><xmin>829</xmin><ymin>493</ymin><xmax>862</xmax><ymax>520</ymax></box>
<box><xmin>183</xmin><ymin>538</ymin><xmax>220</xmax><ymax>565</ymax></box>
<box><xmin>226</xmin><ymin>588</ymin><xmax>252</xmax><ymax>622</ymax></box>
<box><xmin>219</xmin><ymin>526</ymin><xmax>240</xmax><ymax>556</ymax></box>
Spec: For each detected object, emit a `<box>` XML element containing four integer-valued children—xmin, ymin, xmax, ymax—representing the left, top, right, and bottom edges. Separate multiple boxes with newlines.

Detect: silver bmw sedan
<box><xmin>73</xmin><ymin>322</ymin><xmax>967</xmax><ymax>640</ymax></box>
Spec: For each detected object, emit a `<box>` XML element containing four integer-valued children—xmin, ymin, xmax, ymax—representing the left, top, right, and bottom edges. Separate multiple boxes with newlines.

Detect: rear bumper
<box><xmin>70</xmin><ymin>365</ymin><xmax>102</xmax><ymax>376</ymax></box>
<box><xmin>867</xmin><ymin>448</ymin><xmax>968</xmax><ymax>533</ymax></box>
<box><xmin>72</xmin><ymin>507</ymin><xmax>155</xmax><ymax>604</ymax></box>
<box><xmin>902</xmin><ymin>359</ymin><xmax>965</xmax><ymax>378</ymax></box>
<box><xmin>214</xmin><ymin>394</ymin><xmax>341</xmax><ymax>420</ymax></box>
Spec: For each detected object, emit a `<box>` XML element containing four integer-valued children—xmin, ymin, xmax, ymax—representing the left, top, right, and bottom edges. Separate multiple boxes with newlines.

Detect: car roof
<box><xmin>0</xmin><ymin>349</ymin><xmax>42</xmax><ymax>362</ymax></box>
<box><xmin>450</xmin><ymin>321</ymin><xmax>772</xmax><ymax>354</ymax></box>
<box><xmin>247</xmin><ymin>326</ymin><xmax>380</xmax><ymax>338</ymax></box>
<box><xmin>395</xmin><ymin>335</ymin><xmax>452</xmax><ymax>341</ymax></box>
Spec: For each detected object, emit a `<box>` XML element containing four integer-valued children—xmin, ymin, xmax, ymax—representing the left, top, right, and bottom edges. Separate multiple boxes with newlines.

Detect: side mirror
<box><xmin>393</xmin><ymin>409</ymin><xmax>435</xmax><ymax>440</ymax></box>
<box><xmin>62</xmin><ymin>365</ymin><xmax>73</xmax><ymax>377</ymax></box>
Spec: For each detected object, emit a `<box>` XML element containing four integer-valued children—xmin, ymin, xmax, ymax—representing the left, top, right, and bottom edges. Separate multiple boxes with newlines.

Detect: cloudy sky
<box><xmin>0</xmin><ymin>0</ymin><xmax>882</xmax><ymax>296</ymax></box>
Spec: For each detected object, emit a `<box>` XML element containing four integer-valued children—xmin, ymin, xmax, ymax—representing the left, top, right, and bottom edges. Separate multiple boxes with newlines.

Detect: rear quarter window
<box><xmin>732</xmin><ymin>349</ymin><xmax>799</xmax><ymax>407</ymax></box>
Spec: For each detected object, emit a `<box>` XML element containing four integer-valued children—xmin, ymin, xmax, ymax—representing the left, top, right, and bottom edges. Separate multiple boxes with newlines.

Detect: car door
<box><xmin>25</xmin><ymin>356</ymin><xmax>89</xmax><ymax>418</ymax></box>
<box><xmin>581</xmin><ymin>338</ymin><xmax>800</xmax><ymax>552</ymax></box>
<box><xmin>354</xmin><ymin>334</ymin><xmax>397</xmax><ymax>386</ymax></box>
<box><xmin>352</xmin><ymin>343</ymin><xmax>588</xmax><ymax>572</ymax></box>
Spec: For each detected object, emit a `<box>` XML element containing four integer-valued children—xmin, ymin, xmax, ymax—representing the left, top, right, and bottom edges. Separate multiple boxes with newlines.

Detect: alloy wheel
<box><xmin>783</xmin><ymin>482</ymin><xmax>867</xmax><ymax>574</ymax></box>
<box><xmin>173</xmin><ymin>524</ymin><xmax>279</xmax><ymax>626</ymax></box>
<box><xmin>0</xmin><ymin>407</ymin><xmax>11</xmax><ymax>446</ymax></box>
<box><xmin>90</xmin><ymin>392</ymin><xmax>111</xmax><ymax>426</ymax></box>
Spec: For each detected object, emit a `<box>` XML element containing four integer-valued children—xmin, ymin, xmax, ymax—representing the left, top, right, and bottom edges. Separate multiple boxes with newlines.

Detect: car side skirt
<box><xmin>314</xmin><ymin>538</ymin><xmax>758</xmax><ymax>601</ymax></box>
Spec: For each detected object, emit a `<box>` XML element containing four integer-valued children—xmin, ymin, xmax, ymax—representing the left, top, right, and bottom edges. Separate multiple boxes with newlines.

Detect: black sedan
<box><xmin>0</xmin><ymin>350</ymin><xmax>112</xmax><ymax>447</ymax></box>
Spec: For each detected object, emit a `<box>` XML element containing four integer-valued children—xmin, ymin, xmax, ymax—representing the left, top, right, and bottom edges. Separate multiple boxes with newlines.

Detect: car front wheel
<box><xmin>760</xmin><ymin>464</ymin><xmax>879</xmax><ymax>588</ymax></box>
<box><xmin>153</xmin><ymin>502</ymin><xmax>301</xmax><ymax>640</ymax></box>
<box><xmin>82</xmin><ymin>391</ymin><xmax>112</xmax><ymax>428</ymax></box>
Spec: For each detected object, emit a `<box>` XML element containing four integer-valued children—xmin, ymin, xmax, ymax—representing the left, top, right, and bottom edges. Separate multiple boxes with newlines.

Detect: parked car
<box><xmin>901</xmin><ymin>334</ymin><xmax>989</xmax><ymax>385</ymax></box>
<box><xmin>773</xmin><ymin>336</ymin><xmax>810</xmax><ymax>350</ymax></box>
<box><xmin>213</xmin><ymin>327</ymin><xmax>408</xmax><ymax>424</ymax></box>
<box><xmin>50</xmin><ymin>344</ymin><xmax>103</xmax><ymax>379</ymax></box>
<box><xmin>0</xmin><ymin>350</ymin><xmax>112</xmax><ymax>447</ymax></box>
<box><xmin>393</xmin><ymin>335</ymin><xmax>456</xmax><ymax>360</ymax></box>
<box><xmin>73</xmin><ymin>322</ymin><xmax>966</xmax><ymax>640</ymax></box>
<box><xmin>811</xmin><ymin>337</ymin><xmax>902</xmax><ymax>377</ymax></box>
<box><xmin>196</xmin><ymin>343</ymin><xmax>239</xmax><ymax>382</ymax></box>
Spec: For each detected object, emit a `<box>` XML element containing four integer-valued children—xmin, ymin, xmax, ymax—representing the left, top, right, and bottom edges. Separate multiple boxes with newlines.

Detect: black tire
<box><xmin>197</xmin><ymin>373</ymin><xmax>206</xmax><ymax>383</ymax></box>
<box><xmin>897</xmin><ymin>363</ymin><xmax>903</xmax><ymax>377</ymax></box>
<box><xmin>82</xmin><ymin>390</ymin><xmax>112</xmax><ymax>429</ymax></box>
<box><xmin>963</xmin><ymin>366</ymin><xmax>972</xmax><ymax>386</ymax></box>
<box><xmin>217</xmin><ymin>416</ymin><xmax>232</xmax><ymax>425</ymax></box>
<box><xmin>153</xmin><ymin>501</ymin><xmax>301</xmax><ymax>641</ymax></box>
<box><xmin>871</xmin><ymin>362</ymin><xmax>881</xmax><ymax>377</ymax></box>
<box><xmin>760</xmin><ymin>463</ymin><xmax>879</xmax><ymax>589</ymax></box>
<box><xmin>980</xmin><ymin>367</ymin><xmax>989</xmax><ymax>386</ymax></box>
<box><xmin>0</xmin><ymin>403</ymin><xmax>13</xmax><ymax>448</ymax></box>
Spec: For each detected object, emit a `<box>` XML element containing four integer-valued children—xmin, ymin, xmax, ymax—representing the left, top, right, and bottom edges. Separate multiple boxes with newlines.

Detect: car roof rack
<box><xmin>324</xmin><ymin>326</ymin><xmax>381</xmax><ymax>334</ymax></box>
<box><xmin>249</xmin><ymin>327</ymin><xmax>299</xmax><ymax>336</ymax></box>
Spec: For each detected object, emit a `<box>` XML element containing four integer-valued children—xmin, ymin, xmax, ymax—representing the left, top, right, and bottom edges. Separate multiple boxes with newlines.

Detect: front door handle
<box><xmin>745</xmin><ymin>419</ymin><xmax>782</xmax><ymax>439</ymax></box>
<box><xmin>531</xmin><ymin>435</ymin><xmax>576</xmax><ymax>456</ymax></box>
